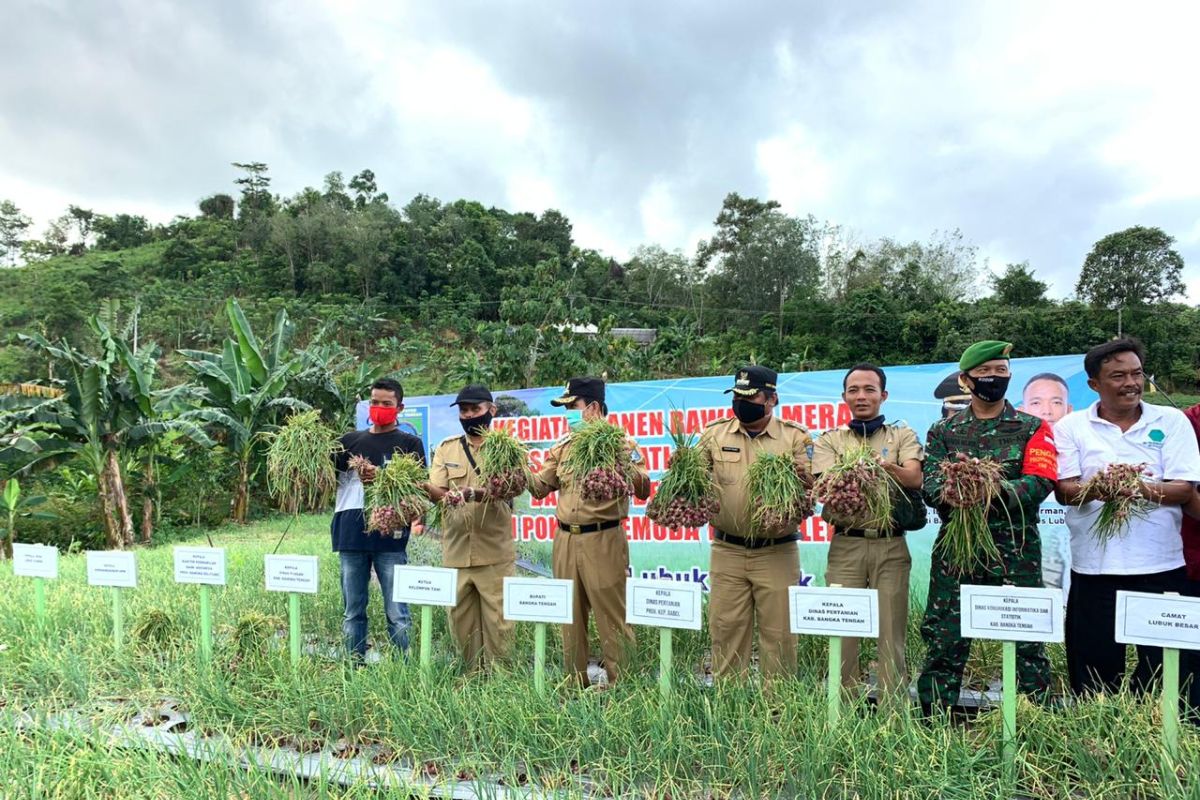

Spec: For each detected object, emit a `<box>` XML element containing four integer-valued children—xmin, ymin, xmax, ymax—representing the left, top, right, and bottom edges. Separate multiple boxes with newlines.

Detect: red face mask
<box><xmin>369</xmin><ymin>405</ymin><xmax>399</xmax><ymax>427</ymax></box>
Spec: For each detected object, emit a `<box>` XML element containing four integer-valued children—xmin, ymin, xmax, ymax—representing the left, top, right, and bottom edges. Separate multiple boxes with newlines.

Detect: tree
<box><xmin>22</xmin><ymin>215</ymin><xmax>71</xmax><ymax>261</ymax></box>
<box><xmin>345</xmin><ymin>202</ymin><xmax>397</xmax><ymax>300</ymax></box>
<box><xmin>232</xmin><ymin>161</ymin><xmax>275</xmax><ymax>225</ymax></box>
<box><xmin>67</xmin><ymin>206</ymin><xmax>96</xmax><ymax>253</ymax></box>
<box><xmin>179</xmin><ymin>299</ymin><xmax>308</xmax><ymax>522</ymax></box>
<box><xmin>94</xmin><ymin>214</ymin><xmax>153</xmax><ymax>250</ymax></box>
<box><xmin>695</xmin><ymin>192</ymin><xmax>781</xmax><ymax>271</ymax></box>
<box><xmin>990</xmin><ymin>262</ymin><xmax>1048</xmax><ymax>306</ymax></box>
<box><xmin>1077</xmin><ymin>226</ymin><xmax>1186</xmax><ymax>308</ymax></box>
<box><xmin>701</xmin><ymin>207</ymin><xmax>822</xmax><ymax>336</ymax></box>
<box><xmin>1</xmin><ymin>319</ymin><xmax>210</xmax><ymax>547</ymax></box>
<box><xmin>0</xmin><ymin>200</ymin><xmax>32</xmax><ymax>267</ymax></box>
<box><xmin>349</xmin><ymin>169</ymin><xmax>388</xmax><ymax>208</ymax></box>
<box><xmin>623</xmin><ymin>245</ymin><xmax>699</xmax><ymax>309</ymax></box>
<box><xmin>444</xmin><ymin>349</ymin><xmax>495</xmax><ymax>391</ymax></box>
<box><xmin>199</xmin><ymin>194</ymin><xmax>235</xmax><ymax>220</ymax></box>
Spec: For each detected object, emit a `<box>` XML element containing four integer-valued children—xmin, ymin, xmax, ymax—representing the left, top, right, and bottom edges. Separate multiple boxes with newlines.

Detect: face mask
<box><xmin>968</xmin><ymin>375</ymin><xmax>1010</xmax><ymax>403</ymax></box>
<box><xmin>733</xmin><ymin>398</ymin><xmax>768</xmax><ymax>425</ymax></box>
<box><xmin>848</xmin><ymin>415</ymin><xmax>885</xmax><ymax>437</ymax></box>
<box><xmin>369</xmin><ymin>405</ymin><xmax>399</xmax><ymax>427</ymax></box>
<box><xmin>460</xmin><ymin>412</ymin><xmax>493</xmax><ymax>436</ymax></box>
<box><xmin>564</xmin><ymin>409</ymin><xmax>583</xmax><ymax>429</ymax></box>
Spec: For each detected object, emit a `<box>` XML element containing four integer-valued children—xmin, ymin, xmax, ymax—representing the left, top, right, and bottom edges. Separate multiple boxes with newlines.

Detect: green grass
<box><xmin>2</xmin><ymin>516</ymin><xmax>1199</xmax><ymax>798</ymax></box>
<box><xmin>1145</xmin><ymin>392</ymin><xmax>1200</xmax><ymax>410</ymax></box>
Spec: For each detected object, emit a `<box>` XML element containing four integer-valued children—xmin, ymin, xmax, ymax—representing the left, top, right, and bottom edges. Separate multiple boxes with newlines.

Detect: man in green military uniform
<box><xmin>700</xmin><ymin>365</ymin><xmax>814</xmax><ymax>680</ymax></box>
<box><xmin>917</xmin><ymin>341</ymin><xmax>1059</xmax><ymax>714</ymax></box>
<box><xmin>528</xmin><ymin>376</ymin><xmax>651</xmax><ymax>686</ymax></box>
<box><xmin>426</xmin><ymin>384</ymin><xmax>516</xmax><ymax>668</ymax></box>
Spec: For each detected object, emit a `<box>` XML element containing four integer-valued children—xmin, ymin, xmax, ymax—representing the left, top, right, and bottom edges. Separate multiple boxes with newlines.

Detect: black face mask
<box><xmin>733</xmin><ymin>398</ymin><xmax>768</xmax><ymax>425</ymax></box>
<box><xmin>968</xmin><ymin>375</ymin><xmax>1010</xmax><ymax>403</ymax></box>
<box><xmin>848</xmin><ymin>415</ymin><xmax>885</xmax><ymax>437</ymax></box>
<box><xmin>460</xmin><ymin>412</ymin><xmax>493</xmax><ymax>436</ymax></box>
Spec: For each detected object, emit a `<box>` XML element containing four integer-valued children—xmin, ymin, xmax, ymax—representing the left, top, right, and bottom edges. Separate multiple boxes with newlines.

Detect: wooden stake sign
<box><xmin>789</xmin><ymin>584</ymin><xmax>880</xmax><ymax>725</ymax></box>
<box><xmin>959</xmin><ymin>584</ymin><xmax>1063</xmax><ymax>780</ymax></box>
<box><xmin>392</xmin><ymin>565</ymin><xmax>459</xmax><ymax>669</ymax></box>
<box><xmin>626</xmin><ymin>578</ymin><xmax>703</xmax><ymax>699</ymax></box>
<box><xmin>503</xmin><ymin>577</ymin><xmax>574</xmax><ymax>696</ymax></box>
<box><xmin>264</xmin><ymin>555</ymin><xmax>319</xmax><ymax>665</ymax></box>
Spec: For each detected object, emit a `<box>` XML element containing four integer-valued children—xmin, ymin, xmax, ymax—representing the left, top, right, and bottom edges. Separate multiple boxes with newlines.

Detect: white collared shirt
<box><xmin>1055</xmin><ymin>400</ymin><xmax>1200</xmax><ymax>575</ymax></box>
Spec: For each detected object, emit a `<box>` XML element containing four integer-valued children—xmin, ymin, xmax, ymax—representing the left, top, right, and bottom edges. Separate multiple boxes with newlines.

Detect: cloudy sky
<box><xmin>3</xmin><ymin>0</ymin><xmax>1198</xmax><ymax>298</ymax></box>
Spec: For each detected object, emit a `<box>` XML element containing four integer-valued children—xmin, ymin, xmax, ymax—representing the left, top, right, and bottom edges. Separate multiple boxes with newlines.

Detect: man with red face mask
<box><xmin>332</xmin><ymin>378</ymin><xmax>425</xmax><ymax>660</ymax></box>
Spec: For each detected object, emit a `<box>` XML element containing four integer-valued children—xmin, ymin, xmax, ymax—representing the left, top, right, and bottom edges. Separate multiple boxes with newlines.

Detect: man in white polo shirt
<box><xmin>1054</xmin><ymin>339</ymin><xmax>1200</xmax><ymax>703</ymax></box>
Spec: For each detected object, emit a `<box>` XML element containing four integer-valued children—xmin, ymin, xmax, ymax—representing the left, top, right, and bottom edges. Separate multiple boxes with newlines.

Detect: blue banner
<box><xmin>385</xmin><ymin>355</ymin><xmax>1095</xmax><ymax>601</ymax></box>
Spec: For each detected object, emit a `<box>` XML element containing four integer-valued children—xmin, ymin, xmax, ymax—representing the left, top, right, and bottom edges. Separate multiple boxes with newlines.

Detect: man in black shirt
<box><xmin>332</xmin><ymin>378</ymin><xmax>425</xmax><ymax>658</ymax></box>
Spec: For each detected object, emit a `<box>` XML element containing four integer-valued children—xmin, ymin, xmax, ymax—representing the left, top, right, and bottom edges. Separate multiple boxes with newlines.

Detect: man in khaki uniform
<box><xmin>529</xmin><ymin>376</ymin><xmax>651</xmax><ymax>685</ymax></box>
<box><xmin>812</xmin><ymin>363</ymin><xmax>924</xmax><ymax>698</ymax></box>
<box><xmin>427</xmin><ymin>384</ymin><xmax>516</xmax><ymax>667</ymax></box>
<box><xmin>700</xmin><ymin>365</ymin><xmax>813</xmax><ymax>679</ymax></box>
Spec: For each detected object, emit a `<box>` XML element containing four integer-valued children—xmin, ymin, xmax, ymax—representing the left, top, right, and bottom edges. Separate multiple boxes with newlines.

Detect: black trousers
<box><xmin>1066</xmin><ymin>567</ymin><xmax>1200</xmax><ymax>711</ymax></box>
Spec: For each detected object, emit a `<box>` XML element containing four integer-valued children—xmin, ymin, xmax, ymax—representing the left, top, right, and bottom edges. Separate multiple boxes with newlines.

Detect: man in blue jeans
<box><xmin>331</xmin><ymin>378</ymin><xmax>425</xmax><ymax>659</ymax></box>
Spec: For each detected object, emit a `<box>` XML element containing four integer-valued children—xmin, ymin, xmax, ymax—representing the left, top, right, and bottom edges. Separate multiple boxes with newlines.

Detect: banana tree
<box><xmin>1</xmin><ymin>319</ymin><xmax>211</xmax><ymax>548</ymax></box>
<box><xmin>179</xmin><ymin>299</ymin><xmax>308</xmax><ymax>523</ymax></box>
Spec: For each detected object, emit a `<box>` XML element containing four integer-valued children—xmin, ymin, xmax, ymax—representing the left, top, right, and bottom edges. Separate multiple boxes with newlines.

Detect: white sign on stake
<box><xmin>960</xmin><ymin>584</ymin><xmax>1063</xmax><ymax>642</ymax></box>
<box><xmin>12</xmin><ymin>543</ymin><xmax>59</xmax><ymax>580</ymax></box>
<box><xmin>86</xmin><ymin>550</ymin><xmax>138</xmax><ymax>588</ymax></box>
<box><xmin>626</xmin><ymin>578</ymin><xmax>703</xmax><ymax>630</ymax></box>
<box><xmin>789</xmin><ymin>586</ymin><xmax>880</xmax><ymax>637</ymax></box>
<box><xmin>264</xmin><ymin>555</ymin><xmax>319</xmax><ymax>594</ymax></box>
<box><xmin>393</xmin><ymin>566</ymin><xmax>459</xmax><ymax>607</ymax></box>
<box><xmin>503</xmin><ymin>577</ymin><xmax>574</xmax><ymax>624</ymax></box>
<box><xmin>1115</xmin><ymin>591</ymin><xmax>1200</xmax><ymax>651</ymax></box>
<box><xmin>173</xmin><ymin>546</ymin><xmax>227</xmax><ymax>586</ymax></box>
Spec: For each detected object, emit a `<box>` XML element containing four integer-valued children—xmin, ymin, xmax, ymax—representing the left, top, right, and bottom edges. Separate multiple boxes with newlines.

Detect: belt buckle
<box><xmin>864</xmin><ymin>529</ymin><xmax>880</xmax><ymax>540</ymax></box>
<box><xmin>567</xmin><ymin>523</ymin><xmax>583</xmax><ymax>535</ymax></box>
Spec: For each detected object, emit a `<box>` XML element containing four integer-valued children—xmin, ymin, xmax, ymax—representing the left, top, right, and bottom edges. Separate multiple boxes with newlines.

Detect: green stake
<box><xmin>288</xmin><ymin>592</ymin><xmax>301</xmax><ymax>665</ymax></box>
<box><xmin>827</xmin><ymin>582</ymin><xmax>843</xmax><ymax>726</ymax></box>
<box><xmin>1163</xmin><ymin>646</ymin><xmax>1180</xmax><ymax>762</ymax></box>
<box><xmin>112</xmin><ymin>587</ymin><xmax>124</xmax><ymax>651</ymax></box>
<box><xmin>828</xmin><ymin>637</ymin><xmax>843</xmax><ymax>726</ymax></box>
<box><xmin>420</xmin><ymin>605</ymin><xmax>433</xmax><ymax>670</ymax></box>
<box><xmin>659</xmin><ymin>628</ymin><xmax>673</xmax><ymax>700</ymax></box>
<box><xmin>198</xmin><ymin>584</ymin><xmax>213</xmax><ymax>663</ymax></box>
<box><xmin>33</xmin><ymin>577</ymin><xmax>47</xmax><ymax>626</ymax></box>
<box><xmin>534</xmin><ymin>623</ymin><xmax>547</xmax><ymax>696</ymax></box>
<box><xmin>1002</xmin><ymin>639</ymin><xmax>1017</xmax><ymax>778</ymax></box>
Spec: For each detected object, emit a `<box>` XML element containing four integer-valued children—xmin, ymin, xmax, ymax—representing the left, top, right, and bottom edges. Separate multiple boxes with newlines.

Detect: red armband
<box><xmin>1022</xmin><ymin>420</ymin><xmax>1058</xmax><ymax>482</ymax></box>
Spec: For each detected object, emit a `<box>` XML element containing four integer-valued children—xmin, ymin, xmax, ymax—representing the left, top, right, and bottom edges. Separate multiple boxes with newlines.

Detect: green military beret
<box><xmin>959</xmin><ymin>340</ymin><xmax>1013</xmax><ymax>372</ymax></box>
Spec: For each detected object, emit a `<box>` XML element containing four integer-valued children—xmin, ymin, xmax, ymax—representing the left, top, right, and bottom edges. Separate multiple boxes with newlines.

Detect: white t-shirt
<box><xmin>1055</xmin><ymin>401</ymin><xmax>1200</xmax><ymax>576</ymax></box>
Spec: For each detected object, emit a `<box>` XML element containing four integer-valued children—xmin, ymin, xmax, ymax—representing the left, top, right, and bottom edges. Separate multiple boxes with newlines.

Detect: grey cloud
<box><xmin>1</xmin><ymin>1</ymin><xmax>1194</xmax><ymax>300</ymax></box>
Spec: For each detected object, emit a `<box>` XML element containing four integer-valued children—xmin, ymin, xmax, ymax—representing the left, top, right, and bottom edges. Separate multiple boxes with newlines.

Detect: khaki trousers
<box><xmin>824</xmin><ymin>533</ymin><xmax>911</xmax><ymax>696</ymax></box>
<box><xmin>552</xmin><ymin>528</ymin><xmax>635</xmax><ymax>684</ymax></box>
<box><xmin>709</xmin><ymin>539</ymin><xmax>800</xmax><ymax>679</ymax></box>
<box><xmin>448</xmin><ymin>561</ymin><xmax>515</xmax><ymax>667</ymax></box>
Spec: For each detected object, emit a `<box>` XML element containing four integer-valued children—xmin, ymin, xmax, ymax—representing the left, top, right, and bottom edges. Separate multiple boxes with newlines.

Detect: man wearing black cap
<box><xmin>427</xmin><ymin>384</ymin><xmax>516</xmax><ymax>668</ymax></box>
<box><xmin>699</xmin><ymin>365</ymin><xmax>814</xmax><ymax>680</ymax></box>
<box><xmin>529</xmin><ymin>376</ymin><xmax>652</xmax><ymax>686</ymax></box>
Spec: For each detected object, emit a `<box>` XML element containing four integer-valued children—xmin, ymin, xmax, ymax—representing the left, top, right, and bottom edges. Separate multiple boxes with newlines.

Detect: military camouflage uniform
<box><xmin>917</xmin><ymin>401</ymin><xmax>1058</xmax><ymax>708</ymax></box>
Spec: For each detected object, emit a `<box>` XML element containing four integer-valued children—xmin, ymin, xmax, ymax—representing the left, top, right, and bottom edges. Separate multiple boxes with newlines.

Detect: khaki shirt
<box><xmin>698</xmin><ymin>416</ymin><xmax>813</xmax><ymax>537</ymax></box>
<box><xmin>811</xmin><ymin>424</ymin><xmax>924</xmax><ymax>531</ymax></box>
<box><xmin>429</xmin><ymin>435</ymin><xmax>516</xmax><ymax>568</ymax></box>
<box><xmin>529</xmin><ymin>434</ymin><xmax>650</xmax><ymax>525</ymax></box>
